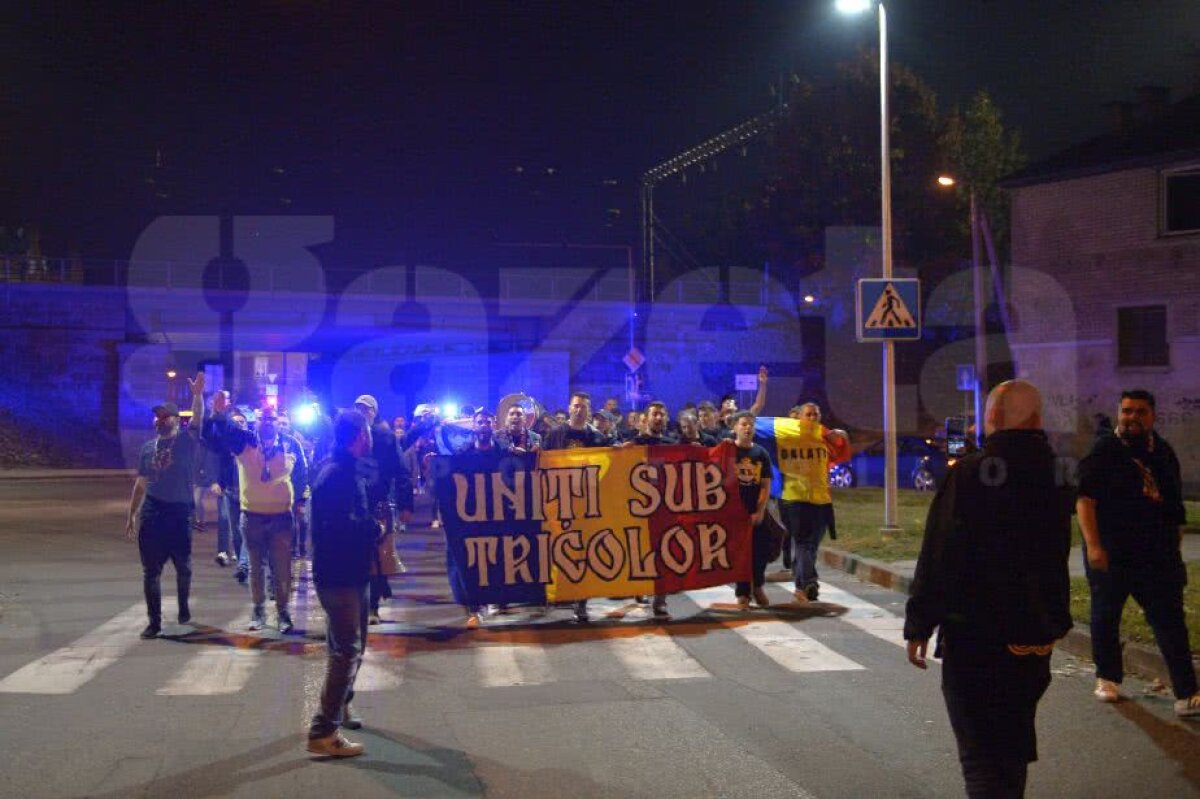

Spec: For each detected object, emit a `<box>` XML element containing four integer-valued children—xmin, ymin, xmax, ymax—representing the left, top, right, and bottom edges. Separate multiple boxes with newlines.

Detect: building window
<box><xmin>1162</xmin><ymin>166</ymin><xmax>1200</xmax><ymax>234</ymax></box>
<box><xmin>1117</xmin><ymin>306</ymin><xmax>1168</xmax><ymax>367</ymax></box>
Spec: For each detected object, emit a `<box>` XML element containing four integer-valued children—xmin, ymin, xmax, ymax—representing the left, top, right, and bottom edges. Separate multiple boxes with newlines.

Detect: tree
<box><xmin>748</xmin><ymin>51</ymin><xmax>960</xmax><ymax>281</ymax></box>
<box><xmin>941</xmin><ymin>90</ymin><xmax>1026</xmax><ymax>263</ymax></box>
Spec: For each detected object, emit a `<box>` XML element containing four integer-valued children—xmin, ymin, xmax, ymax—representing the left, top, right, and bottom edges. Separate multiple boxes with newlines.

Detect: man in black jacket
<box><xmin>905</xmin><ymin>379</ymin><xmax>1072</xmax><ymax>798</ymax></box>
<box><xmin>353</xmin><ymin>394</ymin><xmax>414</xmax><ymax>624</ymax></box>
<box><xmin>306</xmin><ymin>410</ymin><xmax>379</xmax><ymax>758</ymax></box>
<box><xmin>1077</xmin><ymin>389</ymin><xmax>1197</xmax><ymax>717</ymax></box>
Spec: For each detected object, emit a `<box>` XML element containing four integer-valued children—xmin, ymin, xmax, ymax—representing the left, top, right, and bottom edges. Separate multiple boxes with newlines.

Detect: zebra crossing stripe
<box><xmin>476</xmin><ymin>643</ymin><xmax>553</xmax><ymax>687</ymax></box>
<box><xmin>157</xmin><ymin>645</ymin><xmax>261</xmax><ymax>696</ymax></box>
<box><xmin>730</xmin><ymin>620</ymin><xmax>865</xmax><ymax>673</ymax></box>
<box><xmin>812</xmin><ymin>583</ymin><xmax>908</xmax><ymax>650</ymax></box>
<box><xmin>604</xmin><ymin>632</ymin><xmax>711</xmax><ymax>680</ymax></box>
<box><xmin>0</xmin><ymin>602</ymin><xmax>152</xmax><ymax>695</ymax></box>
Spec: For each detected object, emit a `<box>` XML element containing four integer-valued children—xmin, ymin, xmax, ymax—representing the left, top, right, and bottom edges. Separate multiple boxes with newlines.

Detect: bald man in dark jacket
<box><xmin>905</xmin><ymin>379</ymin><xmax>1072</xmax><ymax>799</ymax></box>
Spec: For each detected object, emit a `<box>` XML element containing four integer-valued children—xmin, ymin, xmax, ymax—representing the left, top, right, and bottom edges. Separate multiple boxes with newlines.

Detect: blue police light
<box><xmin>440</xmin><ymin>400</ymin><xmax>458</xmax><ymax>418</ymax></box>
<box><xmin>294</xmin><ymin>402</ymin><xmax>319</xmax><ymax>426</ymax></box>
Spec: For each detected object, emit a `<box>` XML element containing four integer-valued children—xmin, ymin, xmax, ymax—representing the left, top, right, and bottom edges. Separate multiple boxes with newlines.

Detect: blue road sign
<box><xmin>956</xmin><ymin>364</ymin><xmax>976</xmax><ymax>391</ymax></box>
<box><xmin>857</xmin><ymin>278</ymin><xmax>921</xmax><ymax>341</ymax></box>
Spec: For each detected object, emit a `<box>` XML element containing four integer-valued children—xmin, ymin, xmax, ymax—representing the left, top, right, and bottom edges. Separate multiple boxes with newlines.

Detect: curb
<box><xmin>819</xmin><ymin>546</ymin><xmax>1197</xmax><ymax>685</ymax></box>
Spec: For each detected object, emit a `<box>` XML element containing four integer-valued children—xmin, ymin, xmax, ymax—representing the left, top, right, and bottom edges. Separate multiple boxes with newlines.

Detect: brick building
<box><xmin>1002</xmin><ymin>89</ymin><xmax>1200</xmax><ymax>491</ymax></box>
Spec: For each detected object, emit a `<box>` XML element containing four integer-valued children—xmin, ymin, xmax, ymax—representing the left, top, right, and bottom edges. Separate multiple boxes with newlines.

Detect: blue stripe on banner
<box><xmin>753</xmin><ymin>418</ymin><xmax>784</xmax><ymax>498</ymax></box>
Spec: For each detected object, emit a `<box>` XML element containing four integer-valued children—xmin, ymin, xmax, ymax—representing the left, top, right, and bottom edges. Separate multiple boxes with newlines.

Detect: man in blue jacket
<box><xmin>306</xmin><ymin>409</ymin><xmax>380</xmax><ymax>758</ymax></box>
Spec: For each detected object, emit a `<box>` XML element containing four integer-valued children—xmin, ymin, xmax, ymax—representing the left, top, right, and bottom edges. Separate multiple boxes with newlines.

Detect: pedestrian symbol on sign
<box><xmin>865</xmin><ymin>283</ymin><xmax>916</xmax><ymax>329</ymax></box>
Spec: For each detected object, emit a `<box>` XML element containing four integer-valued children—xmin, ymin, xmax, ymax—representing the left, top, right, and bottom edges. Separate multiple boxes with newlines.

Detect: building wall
<box><xmin>1009</xmin><ymin>166</ymin><xmax>1200</xmax><ymax>490</ymax></box>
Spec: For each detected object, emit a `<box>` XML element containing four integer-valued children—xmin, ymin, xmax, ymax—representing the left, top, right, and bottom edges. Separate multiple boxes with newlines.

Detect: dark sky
<box><xmin>2</xmin><ymin>1</ymin><xmax>1197</xmax><ymax>263</ymax></box>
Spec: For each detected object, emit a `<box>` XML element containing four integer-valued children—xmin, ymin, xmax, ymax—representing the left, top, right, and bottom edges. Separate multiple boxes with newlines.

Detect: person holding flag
<box><xmin>757</xmin><ymin>402</ymin><xmax>849</xmax><ymax>602</ymax></box>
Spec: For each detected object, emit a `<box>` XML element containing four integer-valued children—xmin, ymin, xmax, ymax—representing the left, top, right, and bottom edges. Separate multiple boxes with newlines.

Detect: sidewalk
<box><xmin>817</xmin><ymin>540</ymin><xmax>1200</xmax><ymax>686</ymax></box>
<box><xmin>0</xmin><ymin>468</ymin><xmax>135</xmax><ymax>480</ymax></box>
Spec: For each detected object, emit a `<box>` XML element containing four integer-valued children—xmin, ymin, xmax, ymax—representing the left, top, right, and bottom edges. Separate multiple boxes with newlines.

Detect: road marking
<box><xmin>157</xmin><ymin>646</ymin><xmax>261</xmax><ymax>696</ymax></box>
<box><xmin>0</xmin><ymin>601</ymin><xmax>152</xmax><ymax>695</ymax></box>
<box><xmin>813</xmin><ymin>583</ymin><xmax>907</xmax><ymax>650</ymax></box>
<box><xmin>476</xmin><ymin>643</ymin><xmax>553</xmax><ymax>687</ymax></box>
<box><xmin>605</xmin><ymin>632</ymin><xmax>711</xmax><ymax>680</ymax></box>
<box><xmin>730</xmin><ymin>620</ymin><xmax>865</xmax><ymax>673</ymax></box>
<box><xmin>356</xmin><ymin>647</ymin><xmax>406</xmax><ymax>691</ymax></box>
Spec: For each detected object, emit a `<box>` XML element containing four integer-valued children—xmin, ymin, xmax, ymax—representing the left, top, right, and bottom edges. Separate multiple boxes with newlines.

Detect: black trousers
<box><xmin>138</xmin><ymin>497</ymin><xmax>193</xmax><ymax>624</ymax></box>
<box><xmin>941</xmin><ymin>636</ymin><xmax>1051</xmax><ymax>799</ymax></box>
<box><xmin>735</xmin><ymin>522</ymin><xmax>774</xmax><ymax>596</ymax></box>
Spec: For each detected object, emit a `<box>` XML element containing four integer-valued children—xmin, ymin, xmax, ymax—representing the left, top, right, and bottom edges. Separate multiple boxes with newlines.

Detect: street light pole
<box><xmin>969</xmin><ymin>189</ymin><xmax>986</xmax><ymax>446</ymax></box>
<box><xmin>836</xmin><ymin>0</ymin><xmax>898</xmax><ymax>534</ymax></box>
<box><xmin>876</xmin><ymin>2</ymin><xmax>900</xmax><ymax>534</ymax></box>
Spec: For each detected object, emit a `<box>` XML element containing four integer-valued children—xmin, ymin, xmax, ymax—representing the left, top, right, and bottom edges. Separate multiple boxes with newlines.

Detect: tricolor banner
<box><xmin>434</xmin><ymin>442</ymin><xmax>753</xmax><ymax>608</ymax></box>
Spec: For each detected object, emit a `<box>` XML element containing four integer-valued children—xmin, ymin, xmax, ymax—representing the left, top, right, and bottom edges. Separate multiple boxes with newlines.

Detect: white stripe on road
<box><xmin>605</xmin><ymin>633</ymin><xmax>711</xmax><ymax>680</ymax></box>
<box><xmin>476</xmin><ymin>643</ymin><xmax>553</xmax><ymax>687</ymax></box>
<box><xmin>0</xmin><ymin>602</ymin><xmax>155</xmax><ymax>695</ymax></box>
<box><xmin>731</xmin><ymin>620</ymin><xmax>865</xmax><ymax>673</ymax></box>
<box><xmin>157</xmin><ymin>647</ymin><xmax>261</xmax><ymax>696</ymax></box>
<box><xmin>814</xmin><ymin>583</ymin><xmax>908</xmax><ymax>650</ymax></box>
<box><xmin>355</xmin><ymin>647</ymin><xmax>406</xmax><ymax>691</ymax></box>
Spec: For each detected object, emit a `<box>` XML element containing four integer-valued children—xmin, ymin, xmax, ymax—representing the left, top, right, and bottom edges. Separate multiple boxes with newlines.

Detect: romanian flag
<box><xmin>435</xmin><ymin>442</ymin><xmax>753</xmax><ymax>607</ymax></box>
<box><xmin>754</xmin><ymin>418</ymin><xmax>851</xmax><ymax>504</ymax></box>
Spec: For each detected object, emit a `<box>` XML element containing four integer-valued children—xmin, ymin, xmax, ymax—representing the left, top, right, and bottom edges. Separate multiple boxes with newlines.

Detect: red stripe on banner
<box><xmin>643</xmin><ymin>441</ymin><xmax>753</xmax><ymax>595</ymax></box>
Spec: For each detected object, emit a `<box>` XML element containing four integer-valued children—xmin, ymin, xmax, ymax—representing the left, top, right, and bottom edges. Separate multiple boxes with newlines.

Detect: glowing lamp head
<box><xmin>835</xmin><ymin>0</ymin><xmax>872</xmax><ymax>14</ymax></box>
<box><xmin>937</xmin><ymin>175</ymin><xmax>957</xmax><ymax>187</ymax></box>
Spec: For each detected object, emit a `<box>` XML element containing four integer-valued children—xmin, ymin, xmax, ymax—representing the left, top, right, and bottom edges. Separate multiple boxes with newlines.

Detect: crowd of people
<box><xmin>122</xmin><ymin>370</ymin><xmax>1196</xmax><ymax>769</ymax></box>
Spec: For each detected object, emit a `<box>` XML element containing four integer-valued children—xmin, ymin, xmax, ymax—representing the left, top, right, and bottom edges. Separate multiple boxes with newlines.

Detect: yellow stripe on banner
<box><xmin>773</xmin><ymin>418</ymin><xmax>833</xmax><ymax>505</ymax></box>
<box><xmin>539</xmin><ymin>446</ymin><xmax>656</xmax><ymax>602</ymax></box>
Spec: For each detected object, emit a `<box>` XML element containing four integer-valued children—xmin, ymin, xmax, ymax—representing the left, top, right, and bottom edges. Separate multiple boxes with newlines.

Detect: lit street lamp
<box><xmin>837</xmin><ymin>0</ymin><xmax>900</xmax><ymax>535</ymax></box>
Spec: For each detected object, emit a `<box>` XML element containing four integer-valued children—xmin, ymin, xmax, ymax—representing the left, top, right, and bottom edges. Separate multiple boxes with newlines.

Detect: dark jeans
<box><xmin>308</xmin><ymin>582</ymin><xmax>370</xmax><ymax>738</ymax></box>
<box><xmin>242</xmin><ymin>511</ymin><xmax>294</xmax><ymax>612</ymax></box>
<box><xmin>216</xmin><ymin>490</ymin><xmax>243</xmax><ymax>560</ymax></box>
<box><xmin>1084</xmin><ymin>549</ymin><xmax>1197</xmax><ymax>699</ymax></box>
<box><xmin>781</xmin><ymin>501</ymin><xmax>831</xmax><ymax>591</ymax></box>
<box><xmin>736</xmin><ymin>521</ymin><xmax>773</xmax><ymax>596</ymax></box>
<box><xmin>138</xmin><ymin>496</ymin><xmax>193</xmax><ymax>625</ymax></box>
<box><xmin>942</xmin><ymin>636</ymin><xmax>1050</xmax><ymax>798</ymax></box>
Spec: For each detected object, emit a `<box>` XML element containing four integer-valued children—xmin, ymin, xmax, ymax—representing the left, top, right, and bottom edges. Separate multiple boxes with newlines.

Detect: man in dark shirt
<box><xmin>353</xmin><ymin>394</ymin><xmax>414</xmax><ymax>625</ymax></box>
<box><xmin>541</xmin><ymin>392</ymin><xmax>607</xmax><ymax>623</ymax></box>
<box><xmin>306</xmin><ymin>410</ymin><xmax>378</xmax><ymax>758</ymax></box>
<box><xmin>625</xmin><ymin>401</ymin><xmax>677</xmax><ymax>446</ymax></box>
<box><xmin>905</xmin><ymin>380</ymin><xmax>1073</xmax><ymax>797</ymax></box>
<box><xmin>495</xmin><ymin>403</ymin><xmax>542</xmax><ymax>452</ymax></box>
<box><xmin>729</xmin><ymin>412</ymin><xmax>774</xmax><ymax>608</ymax></box>
<box><xmin>125</xmin><ymin>373</ymin><xmax>206</xmax><ymax>639</ymax></box>
<box><xmin>1077</xmin><ymin>389</ymin><xmax>1197</xmax><ymax>717</ymax></box>
<box><xmin>677</xmin><ymin>408</ymin><xmax>717</xmax><ymax>446</ymax></box>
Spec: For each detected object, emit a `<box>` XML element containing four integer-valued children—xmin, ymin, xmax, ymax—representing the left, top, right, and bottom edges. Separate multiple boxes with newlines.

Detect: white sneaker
<box><xmin>214</xmin><ymin>552</ymin><xmax>230</xmax><ymax>567</ymax></box>
<box><xmin>1094</xmin><ymin>678</ymin><xmax>1121</xmax><ymax>703</ymax></box>
<box><xmin>431</xmin><ymin>519</ymin><xmax>441</xmax><ymax>529</ymax></box>
<box><xmin>1175</xmin><ymin>693</ymin><xmax>1200</xmax><ymax>718</ymax></box>
<box><xmin>306</xmin><ymin>731</ymin><xmax>364</xmax><ymax>758</ymax></box>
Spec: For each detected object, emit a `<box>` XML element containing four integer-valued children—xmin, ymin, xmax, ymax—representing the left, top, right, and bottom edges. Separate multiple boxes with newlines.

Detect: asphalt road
<box><xmin>0</xmin><ymin>478</ymin><xmax>1196</xmax><ymax>799</ymax></box>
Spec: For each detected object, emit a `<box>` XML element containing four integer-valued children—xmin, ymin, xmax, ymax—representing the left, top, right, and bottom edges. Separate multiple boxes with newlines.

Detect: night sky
<box><xmin>3</xmin><ymin>1</ymin><xmax>1197</xmax><ymax>264</ymax></box>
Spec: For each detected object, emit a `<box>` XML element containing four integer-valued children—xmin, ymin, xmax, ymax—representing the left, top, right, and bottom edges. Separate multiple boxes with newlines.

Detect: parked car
<box><xmin>829</xmin><ymin>436</ymin><xmax>950</xmax><ymax>491</ymax></box>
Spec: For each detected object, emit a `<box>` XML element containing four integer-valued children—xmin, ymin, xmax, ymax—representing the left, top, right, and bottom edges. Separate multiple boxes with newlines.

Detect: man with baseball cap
<box><xmin>125</xmin><ymin>373</ymin><xmax>207</xmax><ymax>639</ymax></box>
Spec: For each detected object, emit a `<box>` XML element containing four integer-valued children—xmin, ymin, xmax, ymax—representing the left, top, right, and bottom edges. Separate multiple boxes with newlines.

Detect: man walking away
<box><xmin>306</xmin><ymin>410</ymin><xmax>379</xmax><ymax>758</ymax></box>
<box><xmin>905</xmin><ymin>379</ymin><xmax>1073</xmax><ymax>798</ymax></box>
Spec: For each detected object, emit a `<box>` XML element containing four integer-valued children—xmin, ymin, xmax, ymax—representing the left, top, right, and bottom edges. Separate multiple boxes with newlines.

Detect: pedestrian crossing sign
<box><xmin>856</xmin><ymin>278</ymin><xmax>921</xmax><ymax>341</ymax></box>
